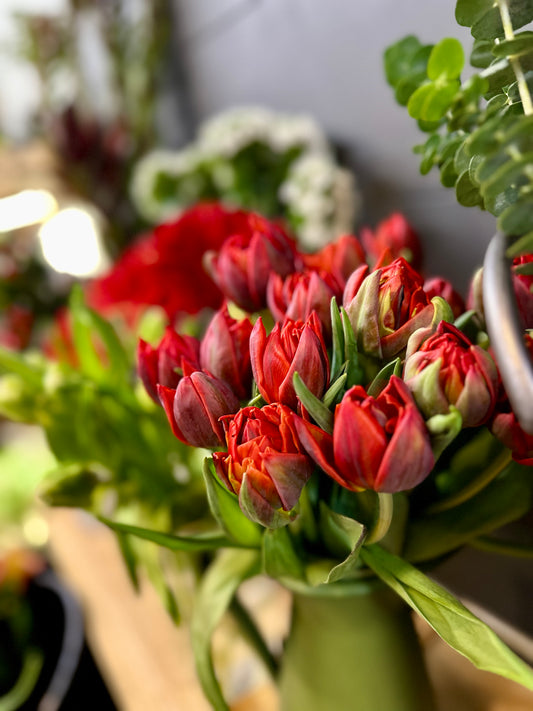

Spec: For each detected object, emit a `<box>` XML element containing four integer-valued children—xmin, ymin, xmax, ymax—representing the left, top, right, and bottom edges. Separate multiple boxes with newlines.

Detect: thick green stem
<box><xmin>366</xmin><ymin>492</ymin><xmax>394</xmax><ymax>544</ymax></box>
<box><xmin>497</xmin><ymin>0</ymin><xmax>533</xmax><ymax>115</ymax></box>
<box><xmin>427</xmin><ymin>449</ymin><xmax>512</xmax><ymax>514</ymax></box>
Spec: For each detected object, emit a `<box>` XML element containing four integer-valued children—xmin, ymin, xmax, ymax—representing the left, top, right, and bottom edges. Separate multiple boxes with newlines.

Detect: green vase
<box><xmin>279</xmin><ymin>580</ymin><xmax>435</xmax><ymax>711</ymax></box>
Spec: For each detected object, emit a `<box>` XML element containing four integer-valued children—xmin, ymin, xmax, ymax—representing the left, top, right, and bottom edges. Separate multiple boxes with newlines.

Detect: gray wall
<box><xmin>172</xmin><ymin>0</ymin><xmax>496</xmax><ymax>293</ymax></box>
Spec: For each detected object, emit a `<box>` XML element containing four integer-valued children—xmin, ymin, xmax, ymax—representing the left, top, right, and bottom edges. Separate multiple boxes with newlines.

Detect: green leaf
<box><xmin>455</xmin><ymin>168</ymin><xmax>484</xmax><ymax>206</ymax></box>
<box><xmin>384</xmin><ymin>35</ymin><xmax>424</xmax><ymax>87</ymax></box>
<box><xmin>394</xmin><ymin>45</ymin><xmax>434</xmax><ymax>106</ymax></box>
<box><xmin>408</xmin><ymin>81</ymin><xmax>460</xmax><ymax>121</ymax></box>
<box><xmin>471</xmin><ymin>38</ymin><xmax>497</xmax><ymax>67</ymax></box>
<box><xmin>191</xmin><ymin>549</ymin><xmax>261</xmax><ymax>711</ymax></box>
<box><xmin>293</xmin><ymin>372</ymin><xmax>333</xmax><ymax>434</ymax></box>
<box><xmin>115</xmin><ymin>529</ymin><xmax>140</xmax><ymax>592</ymax></box>
<box><xmin>506</xmin><ymin>229</ymin><xmax>533</xmax><ymax>255</ymax></box>
<box><xmin>318</xmin><ymin>505</ymin><xmax>366</xmax><ymax>583</ymax></box>
<box><xmin>99</xmin><ymin>516</ymin><xmax>239</xmax><ymax>552</ymax></box>
<box><xmin>361</xmin><ymin>544</ymin><xmax>533</xmax><ymax>691</ymax></box>
<box><xmin>472</xmin><ymin>0</ymin><xmax>533</xmax><ymax>40</ymax></box>
<box><xmin>203</xmin><ymin>458</ymin><xmax>262</xmax><ymax>547</ymax></box>
<box><xmin>427</xmin><ymin>38</ymin><xmax>465</xmax><ymax>80</ymax></box>
<box><xmin>499</xmin><ymin>195</ymin><xmax>533</xmax><ymax>234</ymax></box>
<box><xmin>493</xmin><ymin>30</ymin><xmax>533</xmax><ymax>57</ymax></box>
<box><xmin>404</xmin><ymin>462</ymin><xmax>533</xmax><ymax>562</ymax></box>
<box><xmin>341</xmin><ymin>308</ymin><xmax>363</xmax><ymax>387</ymax></box>
<box><xmin>322</xmin><ymin>372</ymin><xmax>347</xmax><ymax>410</ymax></box>
<box><xmin>262</xmin><ymin>526</ymin><xmax>306</xmax><ymax>582</ymax></box>
<box><xmin>455</xmin><ymin>0</ymin><xmax>493</xmax><ymax>27</ymax></box>
<box><xmin>367</xmin><ymin>358</ymin><xmax>401</xmax><ymax>398</ymax></box>
<box><xmin>39</xmin><ymin>463</ymin><xmax>101</xmax><ymax>508</ymax></box>
<box><xmin>480</xmin><ymin>151</ymin><xmax>533</xmax><ymax>199</ymax></box>
<box><xmin>330</xmin><ymin>297</ymin><xmax>344</xmax><ymax>381</ymax></box>
<box><xmin>0</xmin><ymin>649</ymin><xmax>43</xmax><ymax>711</ymax></box>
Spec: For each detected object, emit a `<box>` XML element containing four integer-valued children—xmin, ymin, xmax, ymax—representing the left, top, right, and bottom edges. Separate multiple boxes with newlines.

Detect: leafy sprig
<box><xmin>384</xmin><ymin>0</ymin><xmax>533</xmax><ymax>255</ymax></box>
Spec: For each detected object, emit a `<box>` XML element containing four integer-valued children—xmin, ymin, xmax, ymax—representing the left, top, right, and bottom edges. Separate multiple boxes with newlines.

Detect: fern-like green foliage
<box><xmin>384</xmin><ymin>0</ymin><xmax>533</xmax><ymax>256</ymax></box>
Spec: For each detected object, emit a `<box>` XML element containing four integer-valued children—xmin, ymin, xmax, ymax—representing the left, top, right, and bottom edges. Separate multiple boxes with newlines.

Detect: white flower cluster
<box><xmin>131</xmin><ymin>106</ymin><xmax>360</xmax><ymax>248</ymax></box>
<box><xmin>279</xmin><ymin>154</ymin><xmax>360</xmax><ymax>251</ymax></box>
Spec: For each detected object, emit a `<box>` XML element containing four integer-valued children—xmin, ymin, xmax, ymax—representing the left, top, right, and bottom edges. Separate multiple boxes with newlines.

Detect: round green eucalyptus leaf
<box><xmin>410</xmin><ymin>80</ymin><xmax>461</xmax><ymax>121</ymax></box>
<box><xmin>428</xmin><ymin>38</ymin><xmax>465</xmax><ymax>80</ymax></box>
<box><xmin>493</xmin><ymin>30</ymin><xmax>533</xmax><ymax>58</ymax></box>
<box><xmin>499</xmin><ymin>196</ymin><xmax>533</xmax><ymax>235</ymax></box>
<box><xmin>455</xmin><ymin>0</ymin><xmax>493</xmax><ymax>28</ymax></box>
<box><xmin>456</xmin><ymin>169</ymin><xmax>484</xmax><ymax>207</ymax></box>
<box><xmin>440</xmin><ymin>157</ymin><xmax>459</xmax><ymax>187</ymax></box>
<box><xmin>384</xmin><ymin>35</ymin><xmax>424</xmax><ymax>86</ymax></box>
<box><xmin>471</xmin><ymin>38</ymin><xmax>495</xmax><ymax>68</ymax></box>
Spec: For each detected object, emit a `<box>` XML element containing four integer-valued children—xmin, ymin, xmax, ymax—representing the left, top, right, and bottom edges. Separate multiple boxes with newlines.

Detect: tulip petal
<box><xmin>157</xmin><ymin>384</ymin><xmax>187</xmax><ymax>443</ymax></box>
<box><xmin>263</xmin><ymin>452</ymin><xmax>313</xmax><ymax>510</ymax></box>
<box><xmin>376</xmin><ymin>403</ymin><xmax>434</xmax><ymax>492</ymax></box>
<box><xmin>292</xmin><ymin>416</ymin><xmax>352</xmax><ymax>489</ymax></box>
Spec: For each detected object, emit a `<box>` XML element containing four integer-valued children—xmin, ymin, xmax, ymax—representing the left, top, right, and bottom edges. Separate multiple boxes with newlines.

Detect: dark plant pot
<box><xmin>2</xmin><ymin>568</ymin><xmax>116</xmax><ymax>711</ymax></box>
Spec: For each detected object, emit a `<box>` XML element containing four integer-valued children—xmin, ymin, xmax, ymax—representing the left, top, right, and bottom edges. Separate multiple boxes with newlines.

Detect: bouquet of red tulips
<box><xmin>105</xmin><ymin>203</ymin><xmax>533</xmax><ymax>707</ymax></box>
<box><xmin>2</xmin><ymin>202</ymin><xmax>533</xmax><ymax>709</ymax></box>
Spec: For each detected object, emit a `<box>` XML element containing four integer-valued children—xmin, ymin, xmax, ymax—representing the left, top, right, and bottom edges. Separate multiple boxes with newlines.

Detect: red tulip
<box><xmin>343</xmin><ymin>257</ymin><xmax>436</xmax><ymax>359</ymax></box>
<box><xmin>199</xmin><ymin>305</ymin><xmax>253</xmax><ymax>400</ymax></box>
<box><xmin>138</xmin><ymin>327</ymin><xmax>200</xmax><ymax>403</ymax></box>
<box><xmin>361</xmin><ymin>213</ymin><xmax>423</xmax><ymax>270</ymax></box>
<box><xmin>490</xmin><ymin>332</ymin><xmax>533</xmax><ymax>465</ymax></box>
<box><xmin>250</xmin><ymin>312</ymin><xmax>329</xmax><ymax>410</ymax></box>
<box><xmin>294</xmin><ymin>376</ymin><xmax>434</xmax><ymax>493</ymax></box>
<box><xmin>423</xmin><ymin>277</ymin><xmax>465</xmax><ymax>320</ymax></box>
<box><xmin>267</xmin><ymin>270</ymin><xmax>342</xmax><ymax>337</ymax></box>
<box><xmin>212</xmin><ymin>404</ymin><xmax>314</xmax><ymax>526</ymax></box>
<box><xmin>158</xmin><ymin>371</ymin><xmax>239</xmax><ymax>448</ymax></box>
<box><xmin>404</xmin><ymin>321</ymin><xmax>498</xmax><ymax>427</ymax></box>
<box><xmin>204</xmin><ymin>213</ymin><xmax>299</xmax><ymax>312</ymax></box>
<box><xmin>302</xmin><ymin>234</ymin><xmax>366</xmax><ymax>289</ymax></box>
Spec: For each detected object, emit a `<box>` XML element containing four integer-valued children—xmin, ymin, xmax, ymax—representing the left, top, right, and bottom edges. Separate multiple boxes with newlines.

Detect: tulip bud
<box><xmin>294</xmin><ymin>376</ymin><xmax>434</xmax><ymax>492</ymax></box>
<box><xmin>423</xmin><ymin>277</ymin><xmax>465</xmax><ymax>320</ymax></box>
<box><xmin>361</xmin><ymin>213</ymin><xmax>423</xmax><ymax>270</ymax></box>
<box><xmin>204</xmin><ymin>213</ymin><xmax>298</xmax><ymax>312</ymax></box>
<box><xmin>489</xmin><ymin>332</ymin><xmax>533</xmax><ymax>464</ymax></box>
<box><xmin>343</xmin><ymin>257</ymin><xmax>435</xmax><ymax>360</ymax></box>
<box><xmin>158</xmin><ymin>371</ymin><xmax>239</xmax><ymax>448</ymax></box>
<box><xmin>302</xmin><ymin>234</ymin><xmax>366</xmax><ymax>289</ymax></box>
<box><xmin>199</xmin><ymin>305</ymin><xmax>253</xmax><ymax>400</ymax></box>
<box><xmin>267</xmin><ymin>270</ymin><xmax>342</xmax><ymax>337</ymax></box>
<box><xmin>138</xmin><ymin>327</ymin><xmax>200</xmax><ymax>403</ymax></box>
<box><xmin>212</xmin><ymin>404</ymin><xmax>314</xmax><ymax>527</ymax></box>
<box><xmin>250</xmin><ymin>312</ymin><xmax>329</xmax><ymax>410</ymax></box>
<box><xmin>404</xmin><ymin>321</ymin><xmax>498</xmax><ymax>427</ymax></box>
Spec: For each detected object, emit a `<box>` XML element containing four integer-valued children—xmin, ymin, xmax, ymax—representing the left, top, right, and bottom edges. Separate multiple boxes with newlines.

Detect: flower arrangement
<box><xmin>1</xmin><ymin>0</ymin><xmax>533</xmax><ymax>707</ymax></box>
<box><xmin>2</xmin><ymin>198</ymin><xmax>532</xmax><ymax>709</ymax></box>
<box><xmin>131</xmin><ymin>106</ymin><xmax>360</xmax><ymax>249</ymax></box>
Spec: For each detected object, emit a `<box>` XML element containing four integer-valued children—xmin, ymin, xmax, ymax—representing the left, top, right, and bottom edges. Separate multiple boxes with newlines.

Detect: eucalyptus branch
<box><xmin>497</xmin><ymin>0</ymin><xmax>533</xmax><ymax>115</ymax></box>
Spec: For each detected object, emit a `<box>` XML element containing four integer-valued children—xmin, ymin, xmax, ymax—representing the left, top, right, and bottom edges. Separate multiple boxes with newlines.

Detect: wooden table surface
<box><xmin>46</xmin><ymin>509</ymin><xmax>533</xmax><ymax>711</ymax></box>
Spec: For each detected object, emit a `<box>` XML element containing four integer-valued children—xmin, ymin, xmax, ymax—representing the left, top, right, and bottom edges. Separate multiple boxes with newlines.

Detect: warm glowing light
<box><xmin>0</xmin><ymin>189</ymin><xmax>57</xmax><ymax>231</ymax></box>
<box><xmin>38</xmin><ymin>206</ymin><xmax>110</xmax><ymax>277</ymax></box>
<box><xmin>23</xmin><ymin>514</ymin><xmax>49</xmax><ymax>547</ymax></box>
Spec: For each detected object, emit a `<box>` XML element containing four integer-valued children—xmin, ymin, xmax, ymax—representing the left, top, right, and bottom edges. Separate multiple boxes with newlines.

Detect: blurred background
<box><xmin>0</xmin><ymin>1</ymin><xmax>531</xmax><ymax>710</ymax></box>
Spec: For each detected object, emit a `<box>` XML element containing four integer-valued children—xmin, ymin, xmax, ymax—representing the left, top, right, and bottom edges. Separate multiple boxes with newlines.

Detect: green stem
<box><xmin>427</xmin><ymin>449</ymin><xmax>512</xmax><ymax>514</ymax></box>
<box><xmin>229</xmin><ymin>597</ymin><xmax>279</xmax><ymax>679</ymax></box>
<box><xmin>470</xmin><ymin>535</ymin><xmax>533</xmax><ymax>558</ymax></box>
<box><xmin>366</xmin><ymin>493</ymin><xmax>394</xmax><ymax>544</ymax></box>
<box><xmin>497</xmin><ymin>0</ymin><xmax>533</xmax><ymax>115</ymax></box>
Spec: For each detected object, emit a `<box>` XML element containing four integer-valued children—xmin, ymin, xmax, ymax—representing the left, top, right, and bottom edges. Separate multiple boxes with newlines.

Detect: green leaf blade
<box><xmin>362</xmin><ymin>545</ymin><xmax>533</xmax><ymax>691</ymax></box>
